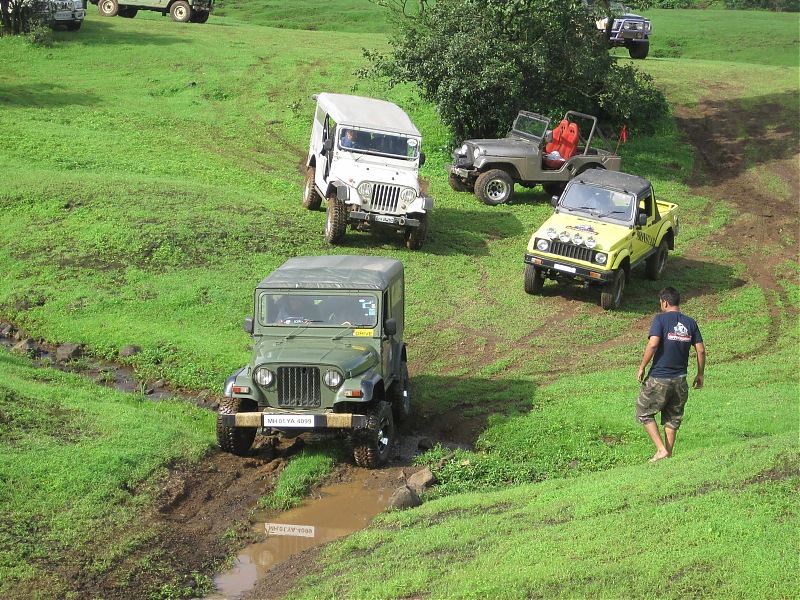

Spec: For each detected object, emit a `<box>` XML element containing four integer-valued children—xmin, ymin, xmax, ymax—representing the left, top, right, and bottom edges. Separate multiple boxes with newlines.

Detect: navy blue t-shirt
<box><xmin>647</xmin><ymin>311</ymin><xmax>703</xmax><ymax>378</ymax></box>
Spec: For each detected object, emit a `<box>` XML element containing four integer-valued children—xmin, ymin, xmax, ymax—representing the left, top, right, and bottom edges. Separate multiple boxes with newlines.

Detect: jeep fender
<box><xmin>223</xmin><ymin>367</ymin><xmax>265</xmax><ymax>404</ymax></box>
<box><xmin>359</xmin><ymin>369</ymin><xmax>384</xmax><ymax>403</ymax></box>
<box><xmin>324</xmin><ymin>181</ymin><xmax>350</xmax><ymax>201</ymax></box>
<box><xmin>658</xmin><ymin>225</ymin><xmax>675</xmax><ymax>250</ymax></box>
<box><xmin>476</xmin><ymin>162</ymin><xmax>522</xmax><ymax>182</ymax></box>
<box><xmin>611</xmin><ymin>254</ymin><xmax>632</xmax><ymax>282</ymax></box>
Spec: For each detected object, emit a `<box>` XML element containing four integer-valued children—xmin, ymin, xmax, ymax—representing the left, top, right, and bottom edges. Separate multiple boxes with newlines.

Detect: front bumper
<box><xmin>525</xmin><ymin>253</ymin><xmax>614</xmax><ymax>283</ymax></box>
<box><xmin>220</xmin><ymin>410</ymin><xmax>367</xmax><ymax>430</ymax></box>
<box><xmin>350</xmin><ymin>212</ymin><xmax>424</xmax><ymax>228</ymax></box>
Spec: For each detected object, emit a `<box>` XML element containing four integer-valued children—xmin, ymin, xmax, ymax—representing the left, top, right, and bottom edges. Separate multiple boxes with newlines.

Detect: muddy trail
<box><xmin>3</xmin><ymin>92</ymin><xmax>797</xmax><ymax>600</ymax></box>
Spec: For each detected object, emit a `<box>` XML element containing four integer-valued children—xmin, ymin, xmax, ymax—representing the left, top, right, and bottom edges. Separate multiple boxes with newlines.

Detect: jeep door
<box><xmin>632</xmin><ymin>188</ymin><xmax>659</xmax><ymax>259</ymax></box>
<box><xmin>313</xmin><ymin>110</ymin><xmax>335</xmax><ymax>190</ymax></box>
<box><xmin>381</xmin><ymin>281</ymin><xmax>403</xmax><ymax>383</ymax></box>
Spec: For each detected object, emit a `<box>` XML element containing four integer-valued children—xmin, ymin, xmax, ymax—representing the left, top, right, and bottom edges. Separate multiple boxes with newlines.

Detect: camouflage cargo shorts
<box><xmin>636</xmin><ymin>376</ymin><xmax>689</xmax><ymax>429</ymax></box>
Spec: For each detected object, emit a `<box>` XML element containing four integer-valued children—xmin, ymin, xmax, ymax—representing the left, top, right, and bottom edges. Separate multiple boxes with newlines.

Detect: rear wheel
<box><xmin>216</xmin><ymin>397</ymin><xmax>257</xmax><ymax>456</ymax></box>
<box><xmin>405</xmin><ymin>212</ymin><xmax>428</xmax><ymax>250</ymax></box>
<box><xmin>170</xmin><ymin>0</ymin><xmax>192</xmax><ymax>22</ymax></box>
<box><xmin>353</xmin><ymin>401</ymin><xmax>395</xmax><ymax>468</ymax></box>
<box><xmin>118</xmin><ymin>5</ymin><xmax>137</xmax><ymax>17</ymax></box>
<box><xmin>475</xmin><ymin>169</ymin><xmax>514</xmax><ymax>206</ymax></box>
<box><xmin>628</xmin><ymin>39</ymin><xmax>649</xmax><ymax>59</ymax></box>
<box><xmin>600</xmin><ymin>268</ymin><xmax>625</xmax><ymax>311</ymax></box>
<box><xmin>324</xmin><ymin>195</ymin><xmax>347</xmax><ymax>244</ymax></box>
<box><xmin>190</xmin><ymin>9</ymin><xmax>209</xmax><ymax>22</ymax></box>
<box><xmin>98</xmin><ymin>0</ymin><xmax>118</xmax><ymax>16</ymax></box>
<box><xmin>524</xmin><ymin>264</ymin><xmax>544</xmax><ymax>295</ymax></box>
<box><xmin>646</xmin><ymin>239</ymin><xmax>669</xmax><ymax>280</ymax></box>
<box><xmin>302</xmin><ymin>166</ymin><xmax>322</xmax><ymax>210</ymax></box>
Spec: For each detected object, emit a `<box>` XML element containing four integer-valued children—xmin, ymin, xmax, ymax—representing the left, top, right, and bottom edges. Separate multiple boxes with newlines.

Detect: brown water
<box><xmin>205</xmin><ymin>469</ymin><xmax>390</xmax><ymax>600</ymax></box>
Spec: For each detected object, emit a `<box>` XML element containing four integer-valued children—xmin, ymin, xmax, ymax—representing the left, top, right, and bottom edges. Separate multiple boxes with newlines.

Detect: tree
<box><xmin>363</xmin><ymin>0</ymin><xmax>668</xmax><ymax>142</ymax></box>
<box><xmin>1</xmin><ymin>0</ymin><xmax>48</xmax><ymax>35</ymax></box>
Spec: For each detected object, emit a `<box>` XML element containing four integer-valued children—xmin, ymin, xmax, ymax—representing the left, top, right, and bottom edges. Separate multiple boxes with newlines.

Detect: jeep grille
<box><xmin>550</xmin><ymin>241</ymin><xmax>594</xmax><ymax>263</ymax></box>
<box><xmin>370</xmin><ymin>184</ymin><xmax>401</xmax><ymax>213</ymax></box>
<box><xmin>277</xmin><ymin>366</ymin><xmax>321</xmax><ymax>408</ymax></box>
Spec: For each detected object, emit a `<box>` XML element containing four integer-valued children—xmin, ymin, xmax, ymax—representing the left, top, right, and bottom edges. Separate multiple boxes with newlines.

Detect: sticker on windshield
<box><xmin>353</xmin><ymin>329</ymin><xmax>374</xmax><ymax>337</ymax></box>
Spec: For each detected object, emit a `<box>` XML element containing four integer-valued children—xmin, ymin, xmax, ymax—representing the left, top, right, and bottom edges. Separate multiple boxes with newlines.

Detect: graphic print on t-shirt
<box><xmin>667</xmin><ymin>321</ymin><xmax>691</xmax><ymax>343</ymax></box>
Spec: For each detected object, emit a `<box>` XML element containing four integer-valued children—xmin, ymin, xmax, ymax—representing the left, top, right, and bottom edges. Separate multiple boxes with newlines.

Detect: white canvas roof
<box><xmin>314</xmin><ymin>93</ymin><xmax>421</xmax><ymax>137</ymax></box>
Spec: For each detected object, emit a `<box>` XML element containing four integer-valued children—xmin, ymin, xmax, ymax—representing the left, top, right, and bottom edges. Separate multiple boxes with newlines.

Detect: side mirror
<box><xmin>419</xmin><ymin>152</ymin><xmax>426</xmax><ymax>167</ymax></box>
<box><xmin>384</xmin><ymin>318</ymin><xmax>397</xmax><ymax>337</ymax></box>
<box><xmin>638</xmin><ymin>213</ymin><xmax>648</xmax><ymax>227</ymax></box>
<box><xmin>322</xmin><ymin>137</ymin><xmax>334</xmax><ymax>155</ymax></box>
<box><xmin>551</xmin><ymin>195</ymin><xmax>559</xmax><ymax>207</ymax></box>
<box><xmin>243</xmin><ymin>317</ymin><xmax>254</xmax><ymax>334</ymax></box>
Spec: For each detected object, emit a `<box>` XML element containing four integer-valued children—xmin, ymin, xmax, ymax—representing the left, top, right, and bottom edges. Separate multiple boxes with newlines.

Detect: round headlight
<box><xmin>357</xmin><ymin>182</ymin><xmax>372</xmax><ymax>199</ymax></box>
<box><xmin>536</xmin><ymin>238</ymin><xmax>550</xmax><ymax>252</ymax></box>
<box><xmin>559</xmin><ymin>230</ymin><xmax>571</xmax><ymax>243</ymax></box>
<box><xmin>253</xmin><ymin>367</ymin><xmax>274</xmax><ymax>387</ymax></box>
<box><xmin>400</xmin><ymin>188</ymin><xmax>416</xmax><ymax>203</ymax></box>
<box><xmin>545</xmin><ymin>227</ymin><xmax>558</xmax><ymax>240</ymax></box>
<box><xmin>473</xmin><ymin>147</ymin><xmax>484</xmax><ymax>157</ymax></box>
<box><xmin>594</xmin><ymin>253</ymin><xmax>608</xmax><ymax>265</ymax></box>
<box><xmin>572</xmin><ymin>233</ymin><xmax>584</xmax><ymax>246</ymax></box>
<box><xmin>323</xmin><ymin>369</ymin><xmax>343</xmax><ymax>389</ymax></box>
<box><xmin>585</xmin><ymin>236</ymin><xmax>597</xmax><ymax>249</ymax></box>
<box><xmin>460</xmin><ymin>144</ymin><xmax>469</xmax><ymax>155</ymax></box>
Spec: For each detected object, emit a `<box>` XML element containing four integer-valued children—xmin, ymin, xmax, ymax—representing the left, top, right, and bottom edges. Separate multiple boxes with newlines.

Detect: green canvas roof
<box><xmin>258</xmin><ymin>255</ymin><xmax>404</xmax><ymax>290</ymax></box>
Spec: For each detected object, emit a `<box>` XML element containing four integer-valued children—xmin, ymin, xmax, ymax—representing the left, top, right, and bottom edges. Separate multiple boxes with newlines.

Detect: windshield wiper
<box><xmin>597</xmin><ymin>210</ymin><xmax>628</xmax><ymax>218</ymax></box>
<box><xmin>562</xmin><ymin>205</ymin><xmax>596</xmax><ymax>212</ymax></box>
<box><xmin>283</xmin><ymin>320</ymin><xmax>323</xmax><ymax>340</ymax></box>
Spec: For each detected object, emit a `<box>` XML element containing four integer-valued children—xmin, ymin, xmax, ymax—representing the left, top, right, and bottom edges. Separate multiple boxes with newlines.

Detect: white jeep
<box><xmin>302</xmin><ymin>93</ymin><xmax>434</xmax><ymax>250</ymax></box>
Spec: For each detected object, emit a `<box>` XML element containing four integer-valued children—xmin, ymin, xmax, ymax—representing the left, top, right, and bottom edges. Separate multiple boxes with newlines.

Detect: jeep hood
<box><xmin>466</xmin><ymin>136</ymin><xmax>535</xmax><ymax>157</ymax></box>
<box><xmin>530</xmin><ymin>212</ymin><xmax>633</xmax><ymax>253</ymax></box>
<box><xmin>253</xmin><ymin>338</ymin><xmax>378</xmax><ymax>377</ymax></box>
<box><xmin>332</xmin><ymin>159</ymin><xmax>420</xmax><ymax>190</ymax></box>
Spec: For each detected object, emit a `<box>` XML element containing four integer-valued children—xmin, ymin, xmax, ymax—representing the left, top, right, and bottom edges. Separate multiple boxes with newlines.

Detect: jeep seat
<box><xmin>545</xmin><ymin>119</ymin><xmax>569</xmax><ymax>155</ymax></box>
<box><xmin>543</xmin><ymin>121</ymin><xmax>579</xmax><ymax>168</ymax></box>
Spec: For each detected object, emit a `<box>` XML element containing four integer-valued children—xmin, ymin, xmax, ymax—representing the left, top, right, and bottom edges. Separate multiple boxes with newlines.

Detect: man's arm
<box><xmin>638</xmin><ymin>336</ymin><xmax>660</xmax><ymax>383</ymax></box>
<box><xmin>693</xmin><ymin>342</ymin><xmax>706</xmax><ymax>389</ymax></box>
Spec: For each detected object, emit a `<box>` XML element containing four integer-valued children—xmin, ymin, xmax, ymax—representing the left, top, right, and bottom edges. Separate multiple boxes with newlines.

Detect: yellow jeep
<box><xmin>524</xmin><ymin>170</ymin><xmax>678</xmax><ymax>310</ymax></box>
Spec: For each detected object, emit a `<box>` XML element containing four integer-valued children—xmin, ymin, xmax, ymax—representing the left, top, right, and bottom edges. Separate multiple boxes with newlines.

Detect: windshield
<box><xmin>511</xmin><ymin>113</ymin><xmax>549</xmax><ymax>140</ymax></box>
<box><xmin>259</xmin><ymin>293</ymin><xmax>379</xmax><ymax>328</ymax></box>
<box><xmin>560</xmin><ymin>184</ymin><xmax>634</xmax><ymax>224</ymax></box>
<box><xmin>338</xmin><ymin>128</ymin><xmax>420</xmax><ymax>160</ymax></box>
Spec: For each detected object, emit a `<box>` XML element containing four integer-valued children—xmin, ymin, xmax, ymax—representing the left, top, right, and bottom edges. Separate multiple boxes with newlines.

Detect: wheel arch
<box><xmin>478</xmin><ymin>163</ymin><xmax>521</xmax><ymax>182</ymax></box>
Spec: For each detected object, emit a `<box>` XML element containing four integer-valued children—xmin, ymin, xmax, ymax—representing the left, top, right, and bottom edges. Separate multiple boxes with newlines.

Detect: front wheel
<box><xmin>324</xmin><ymin>195</ymin><xmax>347</xmax><ymax>244</ymax></box>
<box><xmin>405</xmin><ymin>212</ymin><xmax>428</xmax><ymax>250</ymax></box>
<box><xmin>353</xmin><ymin>401</ymin><xmax>395</xmax><ymax>468</ymax></box>
<box><xmin>600</xmin><ymin>268</ymin><xmax>626</xmax><ymax>311</ymax></box>
<box><xmin>170</xmin><ymin>0</ymin><xmax>192</xmax><ymax>22</ymax></box>
<box><xmin>448</xmin><ymin>172</ymin><xmax>469</xmax><ymax>192</ymax></box>
<box><xmin>66</xmin><ymin>20</ymin><xmax>82</xmax><ymax>29</ymax></box>
<box><xmin>475</xmin><ymin>169</ymin><xmax>514</xmax><ymax>206</ymax></box>
<box><xmin>646</xmin><ymin>239</ymin><xmax>669</xmax><ymax>280</ymax></box>
<box><xmin>524</xmin><ymin>264</ymin><xmax>544</xmax><ymax>295</ymax></box>
<box><xmin>302</xmin><ymin>166</ymin><xmax>322</xmax><ymax>210</ymax></box>
<box><xmin>216</xmin><ymin>397</ymin><xmax>257</xmax><ymax>456</ymax></box>
<box><xmin>97</xmin><ymin>0</ymin><xmax>118</xmax><ymax>16</ymax></box>
<box><xmin>628</xmin><ymin>39</ymin><xmax>649</xmax><ymax>59</ymax></box>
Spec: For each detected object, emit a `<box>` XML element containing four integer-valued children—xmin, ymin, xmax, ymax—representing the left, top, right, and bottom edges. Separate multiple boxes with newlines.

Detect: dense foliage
<box><xmin>362</xmin><ymin>0</ymin><xmax>669</xmax><ymax>142</ymax></box>
<box><xmin>638</xmin><ymin>0</ymin><xmax>798</xmax><ymax>9</ymax></box>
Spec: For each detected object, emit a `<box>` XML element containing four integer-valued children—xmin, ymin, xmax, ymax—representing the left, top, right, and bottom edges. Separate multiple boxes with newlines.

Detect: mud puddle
<box><xmin>204</xmin><ymin>469</ymin><xmax>391</xmax><ymax>600</ymax></box>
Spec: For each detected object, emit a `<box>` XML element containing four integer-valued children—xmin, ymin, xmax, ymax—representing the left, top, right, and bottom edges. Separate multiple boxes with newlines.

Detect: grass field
<box><xmin>0</xmin><ymin>3</ymin><xmax>798</xmax><ymax>599</ymax></box>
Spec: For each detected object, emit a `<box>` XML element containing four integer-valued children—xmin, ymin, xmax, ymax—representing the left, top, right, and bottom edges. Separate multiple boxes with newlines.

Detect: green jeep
<box><xmin>217</xmin><ymin>255</ymin><xmax>411</xmax><ymax>468</ymax></box>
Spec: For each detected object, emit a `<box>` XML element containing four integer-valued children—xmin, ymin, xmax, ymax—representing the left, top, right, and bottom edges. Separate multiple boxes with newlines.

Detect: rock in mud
<box><xmin>56</xmin><ymin>342</ymin><xmax>82</xmax><ymax>362</ymax></box>
<box><xmin>408</xmin><ymin>467</ymin><xmax>437</xmax><ymax>494</ymax></box>
<box><xmin>387</xmin><ymin>485</ymin><xmax>422</xmax><ymax>510</ymax></box>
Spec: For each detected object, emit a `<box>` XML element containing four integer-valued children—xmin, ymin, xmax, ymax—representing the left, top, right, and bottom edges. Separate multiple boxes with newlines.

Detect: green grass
<box><xmin>258</xmin><ymin>446</ymin><xmax>339</xmax><ymax>510</ymax></box>
<box><xmin>0</xmin><ymin>5</ymin><xmax>798</xmax><ymax>599</ymax></box>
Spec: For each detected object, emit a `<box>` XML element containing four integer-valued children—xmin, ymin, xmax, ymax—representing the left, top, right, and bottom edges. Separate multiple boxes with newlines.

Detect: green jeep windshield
<box><xmin>259</xmin><ymin>293</ymin><xmax>378</xmax><ymax>328</ymax></box>
<box><xmin>561</xmin><ymin>184</ymin><xmax>634</xmax><ymax>224</ymax></box>
<box><xmin>512</xmin><ymin>113</ymin><xmax>549</xmax><ymax>140</ymax></box>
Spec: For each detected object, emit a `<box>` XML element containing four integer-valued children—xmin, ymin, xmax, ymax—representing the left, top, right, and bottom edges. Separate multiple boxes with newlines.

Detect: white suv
<box><xmin>49</xmin><ymin>0</ymin><xmax>85</xmax><ymax>30</ymax></box>
<box><xmin>303</xmin><ymin>93</ymin><xmax>434</xmax><ymax>250</ymax></box>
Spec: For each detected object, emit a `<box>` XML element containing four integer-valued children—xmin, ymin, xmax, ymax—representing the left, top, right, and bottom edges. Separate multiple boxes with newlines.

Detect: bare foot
<box><xmin>648</xmin><ymin>451</ymin><xmax>670</xmax><ymax>463</ymax></box>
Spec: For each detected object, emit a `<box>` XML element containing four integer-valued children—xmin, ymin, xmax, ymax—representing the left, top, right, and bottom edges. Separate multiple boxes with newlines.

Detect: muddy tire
<box><xmin>542</xmin><ymin>182</ymin><xmax>566</xmax><ymax>197</ymax></box>
<box><xmin>475</xmin><ymin>169</ymin><xmax>514</xmax><ymax>206</ymax></box>
<box><xmin>170</xmin><ymin>0</ymin><xmax>192</xmax><ymax>22</ymax></box>
<box><xmin>216</xmin><ymin>397</ymin><xmax>257</xmax><ymax>456</ymax></box>
<box><xmin>324</xmin><ymin>195</ymin><xmax>347</xmax><ymax>244</ymax></box>
<box><xmin>646</xmin><ymin>239</ymin><xmax>669</xmax><ymax>280</ymax></box>
<box><xmin>405</xmin><ymin>212</ymin><xmax>428</xmax><ymax>250</ymax></box>
<box><xmin>524</xmin><ymin>264</ymin><xmax>545</xmax><ymax>295</ymax></box>
<box><xmin>628</xmin><ymin>39</ymin><xmax>649</xmax><ymax>59</ymax></box>
<box><xmin>600</xmin><ymin>268</ymin><xmax>625</xmax><ymax>311</ymax></box>
<box><xmin>387</xmin><ymin>362</ymin><xmax>411</xmax><ymax>424</ymax></box>
<box><xmin>190</xmin><ymin>9</ymin><xmax>209</xmax><ymax>22</ymax></box>
<box><xmin>302</xmin><ymin>166</ymin><xmax>322</xmax><ymax>210</ymax></box>
<box><xmin>448</xmin><ymin>172</ymin><xmax>469</xmax><ymax>192</ymax></box>
<box><xmin>353</xmin><ymin>401</ymin><xmax>394</xmax><ymax>468</ymax></box>
<box><xmin>118</xmin><ymin>5</ymin><xmax>137</xmax><ymax>17</ymax></box>
<box><xmin>98</xmin><ymin>0</ymin><xmax>118</xmax><ymax>16</ymax></box>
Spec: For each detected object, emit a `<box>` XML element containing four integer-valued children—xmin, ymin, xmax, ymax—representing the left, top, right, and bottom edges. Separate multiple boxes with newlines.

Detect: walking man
<box><xmin>636</xmin><ymin>287</ymin><xmax>706</xmax><ymax>462</ymax></box>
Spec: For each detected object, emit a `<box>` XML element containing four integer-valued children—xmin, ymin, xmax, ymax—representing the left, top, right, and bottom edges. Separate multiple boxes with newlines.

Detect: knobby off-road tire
<box><xmin>118</xmin><ymin>5</ymin><xmax>137</xmax><ymax>17</ymax></box>
<box><xmin>600</xmin><ymin>268</ymin><xmax>625</xmax><ymax>311</ymax></box>
<box><xmin>475</xmin><ymin>169</ymin><xmax>514</xmax><ymax>206</ymax></box>
<box><xmin>98</xmin><ymin>0</ymin><xmax>118</xmax><ymax>16</ymax></box>
<box><xmin>388</xmin><ymin>362</ymin><xmax>412</xmax><ymax>424</ymax></box>
<box><xmin>448</xmin><ymin>172</ymin><xmax>469</xmax><ymax>193</ymax></box>
<box><xmin>324</xmin><ymin>195</ymin><xmax>347</xmax><ymax>244</ymax></box>
<box><xmin>216</xmin><ymin>397</ymin><xmax>257</xmax><ymax>456</ymax></box>
<box><xmin>524</xmin><ymin>264</ymin><xmax>545</xmax><ymax>295</ymax></box>
<box><xmin>190</xmin><ymin>9</ymin><xmax>209</xmax><ymax>22</ymax></box>
<box><xmin>302</xmin><ymin>166</ymin><xmax>322</xmax><ymax>210</ymax></box>
<box><xmin>353</xmin><ymin>401</ymin><xmax>395</xmax><ymax>468</ymax></box>
<box><xmin>645</xmin><ymin>239</ymin><xmax>669</xmax><ymax>280</ymax></box>
<box><xmin>170</xmin><ymin>0</ymin><xmax>192</xmax><ymax>22</ymax></box>
<box><xmin>405</xmin><ymin>212</ymin><xmax>428</xmax><ymax>250</ymax></box>
<box><xmin>628</xmin><ymin>39</ymin><xmax>649</xmax><ymax>59</ymax></box>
